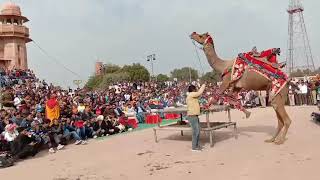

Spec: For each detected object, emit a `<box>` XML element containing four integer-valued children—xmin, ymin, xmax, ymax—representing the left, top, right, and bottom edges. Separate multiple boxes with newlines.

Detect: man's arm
<box><xmin>189</xmin><ymin>84</ymin><xmax>206</xmax><ymax>98</ymax></box>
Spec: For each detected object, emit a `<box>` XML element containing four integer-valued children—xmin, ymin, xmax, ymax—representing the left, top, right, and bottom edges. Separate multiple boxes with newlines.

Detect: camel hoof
<box><xmin>264</xmin><ymin>138</ymin><xmax>275</xmax><ymax>143</ymax></box>
<box><xmin>245</xmin><ymin>111</ymin><xmax>251</xmax><ymax>119</ymax></box>
<box><xmin>274</xmin><ymin>140</ymin><xmax>284</xmax><ymax>145</ymax></box>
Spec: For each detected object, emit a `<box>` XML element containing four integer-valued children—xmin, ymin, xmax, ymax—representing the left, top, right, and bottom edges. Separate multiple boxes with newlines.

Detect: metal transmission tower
<box><xmin>286</xmin><ymin>0</ymin><xmax>315</xmax><ymax>74</ymax></box>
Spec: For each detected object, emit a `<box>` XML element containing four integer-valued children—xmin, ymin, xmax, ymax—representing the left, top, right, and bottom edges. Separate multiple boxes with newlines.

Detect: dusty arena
<box><xmin>0</xmin><ymin>106</ymin><xmax>319</xmax><ymax>180</ymax></box>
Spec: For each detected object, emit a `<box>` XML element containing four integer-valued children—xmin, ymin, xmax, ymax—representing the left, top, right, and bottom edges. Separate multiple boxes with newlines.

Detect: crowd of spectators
<box><xmin>0</xmin><ymin>69</ymin><xmax>319</xmax><ymax>164</ymax></box>
<box><xmin>288</xmin><ymin>78</ymin><xmax>320</xmax><ymax>106</ymax></box>
<box><xmin>0</xmin><ymin>69</ymin><xmax>210</xmax><ymax>162</ymax></box>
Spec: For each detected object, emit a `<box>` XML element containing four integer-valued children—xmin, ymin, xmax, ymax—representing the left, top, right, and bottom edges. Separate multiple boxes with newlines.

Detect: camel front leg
<box><xmin>207</xmin><ymin>77</ymin><xmax>231</xmax><ymax>106</ymax></box>
<box><xmin>273</xmin><ymin>106</ymin><xmax>291</xmax><ymax>145</ymax></box>
<box><xmin>265</xmin><ymin>110</ymin><xmax>284</xmax><ymax>143</ymax></box>
<box><xmin>217</xmin><ymin>78</ymin><xmax>231</xmax><ymax>95</ymax></box>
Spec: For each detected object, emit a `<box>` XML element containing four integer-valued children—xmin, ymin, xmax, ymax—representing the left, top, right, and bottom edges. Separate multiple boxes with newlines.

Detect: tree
<box><xmin>290</xmin><ymin>68</ymin><xmax>317</xmax><ymax>77</ymax></box>
<box><xmin>121</xmin><ymin>63</ymin><xmax>150</xmax><ymax>81</ymax></box>
<box><xmin>201</xmin><ymin>70</ymin><xmax>221</xmax><ymax>83</ymax></box>
<box><xmin>103</xmin><ymin>64</ymin><xmax>121</xmax><ymax>74</ymax></box>
<box><xmin>170</xmin><ymin>67</ymin><xmax>198</xmax><ymax>81</ymax></box>
<box><xmin>85</xmin><ymin>75</ymin><xmax>103</xmax><ymax>90</ymax></box>
<box><xmin>98</xmin><ymin>72</ymin><xmax>130</xmax><ymax>88</ymax></box>
<box><xmin>157</xmin><ymin>74</ymin><xmax>170</xmax><ymax>82</ymax></box>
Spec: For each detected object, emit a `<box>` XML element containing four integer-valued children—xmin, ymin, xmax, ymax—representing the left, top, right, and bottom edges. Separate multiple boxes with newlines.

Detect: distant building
<box><xmin>0</xmin><ymin>2</ymin><xmax>32</xmax><ymax>71</ymax></box>
<box><xmin>95</xmin><ymin>61</ymin><xmax>103</xmax><ymax>76</ymax></box>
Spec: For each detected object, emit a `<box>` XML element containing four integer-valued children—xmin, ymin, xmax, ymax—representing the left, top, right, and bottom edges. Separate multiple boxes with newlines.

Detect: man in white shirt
<box><xmin>13</xmin><ymin>95</ymin><xmax>22</xmax><ymax>109</ymax></box>
<box><xmin>288</xmin><ymin>85</ymin><xmax>295</xmax><ymax>106</ymax></box>
<box><xmin>124</xmin><ymin>93</ymin><xmax>131</xmax><ymax>101</ymax></box>
<box><xmin>299</xmin><ymin>81</ymin><xmax>308</xmax><ymax>105</ymax></box>
<box><xmin>297</xmin><ymin>81</ymin><xmax>303</xmax><ymax>105</ymax></box>
<box><xmin>259</xmin><ymin>91</ymin><xmax>267</xmax><ymax>107</ymax></box>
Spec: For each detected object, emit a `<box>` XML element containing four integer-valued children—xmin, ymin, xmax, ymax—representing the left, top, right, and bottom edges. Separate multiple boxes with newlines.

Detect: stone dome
<box><xmin>1</xmin><ymin>2</ymin><xmax>21</xmax><ymax>16</ymax></box>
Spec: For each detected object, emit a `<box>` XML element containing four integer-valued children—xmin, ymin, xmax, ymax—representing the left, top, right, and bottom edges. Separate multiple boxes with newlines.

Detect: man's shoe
<box><xmin>49</xmin><ymin>148</ymin><xmax>55</xmax><ymax>154</ymax></box>
<box><xmin>191</xmin><ymin>147</ymin><xmax>202</xmax><ymax>152</ymax></box>
<box><xmin>57</xmin><ymin>144</ymin><xmax>64</xmax><ymax>150</ymax></box>
<box><xmin>74</xmin><ymin>140</ymin><xmax>82</xmax><ymax>145</ymax></box>
<box><xmin>279</xmin><ymin>62</ymin><xmax>286</xmax><ymax>68</ymax></box>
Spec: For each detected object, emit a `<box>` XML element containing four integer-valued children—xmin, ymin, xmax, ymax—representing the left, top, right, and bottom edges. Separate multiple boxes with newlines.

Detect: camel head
<box><xmin>190</xmin><ymin>32</ymin><xmax>213</xmax><ymax>46</ymax></box>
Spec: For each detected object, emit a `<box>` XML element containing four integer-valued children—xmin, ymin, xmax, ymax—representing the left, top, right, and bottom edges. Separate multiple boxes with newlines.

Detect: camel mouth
<box><xmin>190</xmin><ymin>32</ymin><xmax>197</xmax><ymax>39</ymax></box>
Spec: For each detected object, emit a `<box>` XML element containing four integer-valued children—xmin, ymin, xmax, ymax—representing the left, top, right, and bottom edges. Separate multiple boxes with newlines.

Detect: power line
<box><xmin>32</xmin><ymin>40</ymin><xmax>82</xmax><ymax>79</ymax></box>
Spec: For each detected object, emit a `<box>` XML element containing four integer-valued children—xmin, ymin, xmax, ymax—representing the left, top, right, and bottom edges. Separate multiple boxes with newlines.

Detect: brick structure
<box><xmin>0</xmin><ymin>2</ymin><xmax>32</xmax><ymax>71</ymax></box>
<box><xmin>95</xmin><ymin>61</ymin><xmax>103</xmax><ymax>76</ymax></box>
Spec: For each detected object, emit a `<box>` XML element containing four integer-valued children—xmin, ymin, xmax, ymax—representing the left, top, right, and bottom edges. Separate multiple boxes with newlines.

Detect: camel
<box><xmin>190</xmin><ymin>32</ymin><xmax>292</xmax><ymax>145</ymax></box>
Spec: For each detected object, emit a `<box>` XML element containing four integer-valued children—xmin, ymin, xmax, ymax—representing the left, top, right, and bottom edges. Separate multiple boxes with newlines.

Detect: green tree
<box><xmin>121</xmin><ymin>63</ymin><xmax>150</xmax><ymax>81</ymax></box>
<box><xmin>85</xmin><ymin>75</ymin><xmax>103</xmax><ymax>90</ymax></box>
<box><xmin>98</xmin><ymin>72</ymin><xmax>130</xmax><ymax>88</ymax></box>
<box><xmin>103</xmin><ymin>63</ymin><xmax>121</xmax><ymax>74</ymax></box>
<box><xmin>290</xmin><ymin>69</ymin><xmax>316</xmax><ymax>77</ymax></box>
<box><xmin>170</xmin><ymin>67</ymin><xmax>198</xmax><ymax>81</ymax></box>
<box><xmin>157</xmin><ymin>74</ymin><xmax>170</xmax><ymax>82</ymax></box>
<box><xmin>201</xmin><ymin>70</ymin><xmax>221</xmax><ymax>83</ymax></box>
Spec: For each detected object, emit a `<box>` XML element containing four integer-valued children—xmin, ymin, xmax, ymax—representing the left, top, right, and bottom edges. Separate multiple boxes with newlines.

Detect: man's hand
<box><xmin>29</xmin><ymin>142</ymin><xmax>36</xmax><ymax>146</ymax></box>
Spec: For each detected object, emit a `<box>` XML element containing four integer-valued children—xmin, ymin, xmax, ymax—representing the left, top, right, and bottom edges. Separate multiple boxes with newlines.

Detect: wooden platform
<box><xmin>153</xmin><ymin>105</ymin><xmax>237</xmax><ymax>147</ymax></box>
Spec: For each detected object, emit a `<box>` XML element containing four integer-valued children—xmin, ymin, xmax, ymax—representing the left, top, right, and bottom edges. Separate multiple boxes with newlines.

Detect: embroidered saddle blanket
<box><xmin>231</xmin><ymin>50</ymin><xmax>288</xmax><ymax>99</ymax></box>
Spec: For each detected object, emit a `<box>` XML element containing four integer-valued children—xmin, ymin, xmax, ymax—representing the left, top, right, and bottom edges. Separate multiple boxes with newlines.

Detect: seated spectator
<box><xmin>3</xmin><ymin>124</ymin><xmax>19</xmax><ymax>146</ymax></box>
<box><xmin>20</xmin><ymin>114</ymin><xmax>33</xmax><ymax>128</ymax></box>
<box><xmin>92</xmin><ymin>115</ymin><xmax>108</xmax><ymax>138</ymax></box>
<box><xmin>72</xmin><ymin>115</ymin><xmax>88</xmax><ymax>145</ymax></box>
<box><xmin>10</xmin><ymin>128</ymin><xmax>42</xmax><ymax>160</ymax></box>
<box><xmin>1</xmin><ymin>87</ymin><xmax>15</xmax><ymax>110</ymax></box>
<box><xmin>62</xmin><ymin>118</ymin><xmax>82</xmax><ymax>145</ymax></box>
<box><xmin>135</xmin><ymin>102</ymin><xmax>146</xmax><ymax>123</ymax></box>
<box><xmin>28</xmin><ymin>120</ymin><xmax>54</xmax><ymax>152</ymax></box>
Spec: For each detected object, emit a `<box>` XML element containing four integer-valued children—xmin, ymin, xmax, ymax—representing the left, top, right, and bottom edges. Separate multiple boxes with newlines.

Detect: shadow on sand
<box><xmin>163</xmin><ymin>130</ymin><xmax>236</xmax><ymax>145</ymax></box>
<box><xmin>237</xmin><ymin>125</ymin><xmax>275</xmax><ymax>136</ymax></box>
<box><xmin>160</xmin><ymin>125</ymin><xmax>276</xmax><ymax>145</ymax></box>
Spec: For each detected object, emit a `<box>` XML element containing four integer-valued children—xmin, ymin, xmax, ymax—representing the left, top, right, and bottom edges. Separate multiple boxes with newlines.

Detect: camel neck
<box><xmin>203</xmin><ymin>43</ymin><xmax>228</xmax><ymax>73</ymax></box>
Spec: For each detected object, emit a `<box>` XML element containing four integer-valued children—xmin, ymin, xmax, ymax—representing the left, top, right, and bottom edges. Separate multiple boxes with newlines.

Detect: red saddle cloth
<box><xmin>255</xmin><ymin>48</ymin><xmax>279</xmax><ymax>64</ymax></box>
<box><xmin>231</xmin><ymin>50</ymin><xmax>288</xmax><ymax>99</ymax></box>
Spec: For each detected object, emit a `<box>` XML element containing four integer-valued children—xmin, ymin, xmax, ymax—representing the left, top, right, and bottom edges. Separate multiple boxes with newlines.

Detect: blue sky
<box><xmin>3</xmin><ymin>0</ymin><xmax>320</xmax><ymax>88</ymax></box>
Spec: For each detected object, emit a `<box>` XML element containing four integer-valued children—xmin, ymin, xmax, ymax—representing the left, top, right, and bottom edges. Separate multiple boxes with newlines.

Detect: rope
<box><xmin>191</xmin><ymin>40</ymin><xmax>205</xmax><ymax>76</ymax></box>
<box><xmin>32</xmin><ymin>40</ymin><xmax>82</xmax><ymax>79</ymax></box>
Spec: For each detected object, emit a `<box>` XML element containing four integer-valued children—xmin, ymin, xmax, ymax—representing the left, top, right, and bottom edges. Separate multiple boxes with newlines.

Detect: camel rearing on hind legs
<box><xmin>190</xmin><ymin>32</ymin><xmax>292</xmax><ymax>145</ymax></box>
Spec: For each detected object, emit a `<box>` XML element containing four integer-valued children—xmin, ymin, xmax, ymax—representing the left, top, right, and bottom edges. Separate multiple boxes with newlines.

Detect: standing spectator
<box><xmin>186</xmin><ymin>84</ymin><xmax>206</xmax><ymax>152</ymax></box>
<box><xmin>258</xmin><ymin>91</ymin><xmax>267</xmax><ymax>108</ymax></box>
<box><xmin>46</xmin><ymin>94</ymin><xmax>60</xmax><ymax>125</ymax></box>
<box><xmin>288</xmin><ymin>85</ymin><xmax>295</xmax><ymax>106</ymax></box>
<box><xmin>300</xmin><ymin>81</ymin><xmax>308</xmax><ymax>105</ymax></box>
<box><xmin>48</xmin><ymin>119</ymin><xmax>65</xmax><ymax>153</ymax></box>
<box><xmin>308</xmin><ymin>81</ymin><xmax>316</xmax><ymax>105</ymax></box>
<box><xmin>296</xmin><ymin>81</ymin><xmax>302</xmax><ymax>105</ymax></box>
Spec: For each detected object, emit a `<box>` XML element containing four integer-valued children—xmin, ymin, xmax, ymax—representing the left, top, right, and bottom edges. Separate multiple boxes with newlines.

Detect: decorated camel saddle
<box><xmin>231</xmin><ymin>47</ymin><xmax>288</xmax><ymax>99</ymax></box>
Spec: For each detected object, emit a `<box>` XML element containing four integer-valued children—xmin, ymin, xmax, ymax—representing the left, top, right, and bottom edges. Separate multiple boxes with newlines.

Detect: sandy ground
<box><xmin>0</xmin><ymin>106</ymin><xmax>319</xmax><ymax>180</ymax></box>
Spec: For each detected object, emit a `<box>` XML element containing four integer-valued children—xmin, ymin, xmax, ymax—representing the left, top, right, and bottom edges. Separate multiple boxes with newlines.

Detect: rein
<box><xmin>191</xmin><ymin>40</ymin><xmax>205</xmax><ymax>76</ymax></box>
